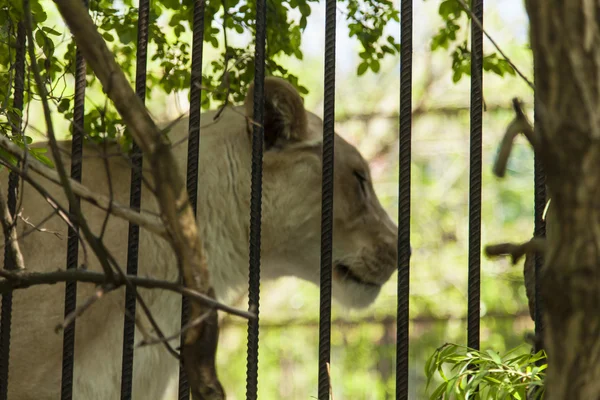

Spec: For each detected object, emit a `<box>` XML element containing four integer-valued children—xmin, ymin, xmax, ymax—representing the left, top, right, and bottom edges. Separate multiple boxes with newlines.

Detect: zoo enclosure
<box><xmin>0</xmin><ymin>0</ymin><xmax>546</xmax><ymax>399</ymax></box>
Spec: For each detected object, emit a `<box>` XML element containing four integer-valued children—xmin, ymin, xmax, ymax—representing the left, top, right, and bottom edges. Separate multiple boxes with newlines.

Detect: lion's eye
<box><xmin>353</xmin><ymin>170</ymin><xmax>368</xmax><ymax>195</ymax></box>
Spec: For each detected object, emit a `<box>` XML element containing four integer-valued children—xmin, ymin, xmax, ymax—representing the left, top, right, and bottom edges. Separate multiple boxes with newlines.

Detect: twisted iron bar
<box><xmin>395</xmin><ymin>0</ymin><xmax>412</xmax><ymax>397</ymax></box>
<box><xmin>178</xmin><ymin>0</ymin><xmax>206</xmax><ymax>398</ymax></box>
<box><xmin>245</xmin><ymin>0</ymin><xmax>266</xmax><ymax>396</ymax></box>
<box><xmin>119</xmin><ymin>0</ymin><xmax>150</xmax><ymax>396</ymax></box>
<box><xmin>467</xmin><ymin>0</ymin><xmax>484</xmax><ymax>351</ymax></box>
<box><xmin>317</xmin><ymin>0</ymin><xmax>337</xmax><ymax>397</ymax></box>
<box><xmin>533</xmin><ymin>103</ymin><xmax>546</xmax><ymax>354</ymax></box>
<box><xmin>59</xmin><ymin>0</ymin><xmax>88</xmax><ymax>394</ymax></box>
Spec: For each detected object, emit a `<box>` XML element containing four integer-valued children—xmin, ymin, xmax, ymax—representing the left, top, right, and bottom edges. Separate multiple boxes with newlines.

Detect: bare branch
<box><xmin>0</xmin><ymin>184</ymin><xmax>24</xmax><ymax>270</ymax></box>
<box><xmin>492</xmin><ymin>98</ymin><xmax>536</xmax><ymax>178</ymax></box>
<box><xmin>484</xmin><ymin>237</ymin><xmax>546</xmax><ymax>264</ymax></box>
<box><xmin>0</xmin><ymin>268</ymin><xmax>255</xmax><ymax>320</ymax></box>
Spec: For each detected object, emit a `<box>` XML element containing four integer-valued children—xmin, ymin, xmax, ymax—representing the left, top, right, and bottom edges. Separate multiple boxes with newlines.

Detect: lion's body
<box><xmin>0</xmin><ymin>78</ymin><xmax>398</xmax><ymax>399</ymax></box>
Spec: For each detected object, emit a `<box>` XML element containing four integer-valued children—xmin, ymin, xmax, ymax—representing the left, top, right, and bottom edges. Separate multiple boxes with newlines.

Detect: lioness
<box><xmin>0</xmin><ymin>77</ymin><xmax>398</xmax><ymax>399</ymax></box>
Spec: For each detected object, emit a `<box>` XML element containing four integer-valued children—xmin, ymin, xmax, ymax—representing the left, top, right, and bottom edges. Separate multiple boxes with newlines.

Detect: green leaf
<box><xmin>430</xmin><ymin>382</ymin><xmax>447</xmax><ymax>400</ymax></box>
<box><xmin>29</xmin><ymin>148</ymin><xmax>54</xmax><ymax>167</ymax></box>
<box><xmin>42</xmin><ymin>27</ymin><xmax>61</xmax><ymax>36</ymax></box>
<box><xmin>102</xmin><ymin>32</ymin><xmax>115</xmax><ymax>42</ymax></box>
<box><xmin>57</xmin><ymin>98</ymin><xmax>71</xmax><ymax>113</ymax></box>
<box><xmin>0</xmin><ymin>148</ymin><xmax>17</xmax><ymax>166</ymax></box>
<box><xmin>371</xmin><ymin>59</ymin><xmax>380</xmax><ymax>73</ymax></box>
<box><xmin>34</xmin><ymin>29</ymin><xmax>45</xmax><ymax>47</ymax></box>
<box><xmin>439</xmin><ymin>0</ymin><xmax>462</xmax><ymax>18</ymax></box>
<box><xmin>357</xmin><ymin>61</ymin><xmax>369</xmax><ymax>76</ymax></box>
<box><xmin>486</xmin><ymin>350</ymin><xmax>503</xmax><ymax>365</ymax></box>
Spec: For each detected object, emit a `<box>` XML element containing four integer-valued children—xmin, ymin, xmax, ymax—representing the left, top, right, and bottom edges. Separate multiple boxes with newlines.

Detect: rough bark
<box><xmin>525</xmin><ymin>2</ymin><xmax>600</xmax><ymax>399</ymax></box>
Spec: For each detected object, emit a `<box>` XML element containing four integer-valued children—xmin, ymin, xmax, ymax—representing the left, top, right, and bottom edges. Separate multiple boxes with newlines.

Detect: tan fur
<box><xmin>0</xmin><ymin>77</ymin><xmax>398</xmax><ymax>399</ymax></box>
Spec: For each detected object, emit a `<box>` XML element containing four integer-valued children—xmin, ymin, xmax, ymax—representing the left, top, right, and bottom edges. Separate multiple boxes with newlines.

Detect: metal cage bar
<box><xmin>467</xmin><ymin>0</ymin><xmax>483</xmax><ymax>351</ymax></box>
<box><xmin>178</xmin><ymin>0</ymin><xmax>206</xmax><ymax>397</ymax></box>
<box><xmin>0</xmin><ymin>20</ymin><xmax>26</xmax><ymax>400</ymax></box>
<box><xmin>0</xmin><ymin>0</ymin><xmax>544</xmax><ymax>398</ymax></box>
<box><xmin>119</xmin><ymin>0</ymin><xmax>150</xmax><ymax>396</ymax></box>
<box><xmin>245</xmin><ymin>0</ymin><xmax>267</xmax><ymax>397</ymax></box>
<box><xmin>533</xmin><ymin>111</ymin><xmax>546</xmax><ymax>354</ymax></box>
<box><xmin>61</xmin><ymin>0</ymin><xmax>88</xmax><ymax>395</ymax></box>
<box><xmin>317</xmin><ymin>0</ymin><xmax>337</xmax><ymax>397</ymax></box>
<box><xmin>396</xmin><ymin>0</ymin><xmax>412</xmax><ymax>397</ymax></box>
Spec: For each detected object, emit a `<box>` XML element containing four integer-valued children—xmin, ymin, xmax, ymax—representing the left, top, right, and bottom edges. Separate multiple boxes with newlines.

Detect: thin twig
<box><xmin>56</xmin><ymin>283</ymin><xmax>115</xmax><ymax>333</ymax></box>
<box><xmin>455</xmin><ymin>0</ymin><xmax>535</xmax><ymax>90</ymax></box>
<box><xmin>492</xmin><ymin>98</ymin><xmax>536</xmax><ymax>178</ymax></box>
<box><xmin>137</xmin><ymin>309</ymin><xmax>212</xmax><ymax>347</ymax></box>
<box><xmin>18</xmin><ymin>212</ymin><xmax>63</xmax><ymax>239</ymax></box>
<box><xmin>0</xmin><ymin>158</ymin><xmax>90</xmax><ymax>266</ymax></box>
<box><xmin>0</xmin><ymin>211</ymin><xmax>63</xmax><ymax>255</ymax></box>
<box><xmin>327</xmin><ymin>362</ymin><xmax>334</xmax><ymax>400</ymax></box>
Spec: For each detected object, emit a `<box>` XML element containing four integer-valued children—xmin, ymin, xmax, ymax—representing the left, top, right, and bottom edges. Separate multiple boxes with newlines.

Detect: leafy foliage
<box><xmin>0</xmin><ymin>0</ymin><xmax>403</xmax><ymax>149</ymax></box>
<box><xmin>430</xmin><ymin>0</ymin><xmax>517</xmax><ymax>82</ymax></box>
<box><xmin>425</xmin><ymin>343</ymin><xmax>546</xmax><ymax>400</ymax></box>
<box><xmin>0</xmin><ymin>0</ymin><xmax>526</xmax><ymax>155</ymax></box>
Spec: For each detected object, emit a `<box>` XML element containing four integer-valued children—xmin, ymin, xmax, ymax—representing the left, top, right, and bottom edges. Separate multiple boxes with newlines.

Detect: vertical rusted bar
<box><xmin>467</xmin><ymin>0</ymin><xmax>484</xmax><ymax>351</ymax></box>
<box><xmin>533</xmin><ymin>109</ymin><xmax>546</xmax><ymax>354</ymax></box>
<box><xmin>178</xmin><ymin>0</ymin><xmax>206</xmax><ymax>398</ymax></box>
<box><xmin>395</xmin><ymin>0</ymin><xmax>412</xmax><ymax>397</ymax></box>
<box><xmin>245</xmin><ymin>0</ymin><xmax>266</xmax><ymax>397</ymax></box>
<box><xmin>0</xmin><ymin>20</ymin><xmax>26</xmax><ymax>400</ymax></box>
<box><xmin>317</xmin><ymin>0</ymin><xmax>336</xmax><ymax>398</ymax></box>
<box><xmin>120</xmin><ymin>0</ymin><xmax>150</xmax><ymax>396</ymax></box>
<box><xmin>61</xmin><ymin>0</ymin><xmax>88</xmax><ymax>395</ymax></box>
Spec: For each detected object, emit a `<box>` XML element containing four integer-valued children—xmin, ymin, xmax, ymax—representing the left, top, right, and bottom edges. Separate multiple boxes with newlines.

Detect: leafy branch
<box><xmin>425</xmin><ymin>343</ymin><xmax>546</xmax><ymax>399</ymax></box>
<box><xmin>429</xmin><ymin>0</ymin><xmax>523</xmax><ymax>84</ymax></box>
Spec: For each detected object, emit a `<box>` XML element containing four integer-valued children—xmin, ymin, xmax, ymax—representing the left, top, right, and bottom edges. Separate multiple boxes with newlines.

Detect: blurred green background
<box><xmin>20</xmin><ymin>0</ymin><xmax>536</xmax><ymax>398</ymax></box>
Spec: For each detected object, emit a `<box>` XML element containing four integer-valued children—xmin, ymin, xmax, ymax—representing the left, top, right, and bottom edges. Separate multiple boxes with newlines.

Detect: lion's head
<box><xmin>239</xmin><ymin>77</ymin><xmax>402</xmax><ymax>308</ymax></box>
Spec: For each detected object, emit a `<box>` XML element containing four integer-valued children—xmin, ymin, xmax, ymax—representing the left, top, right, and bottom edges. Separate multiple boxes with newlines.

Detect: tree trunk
<box><xmin>525</xmin><ymin>2</ymin><xmax>600</xmax><ymax>399</ymax></box>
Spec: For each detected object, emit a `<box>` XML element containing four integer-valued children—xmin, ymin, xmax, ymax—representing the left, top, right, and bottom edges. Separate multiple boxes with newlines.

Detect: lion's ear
<box><xmin>244</xmin><ymin>77</ymin><xmax>310</xmax><ymax>149</ymax></box>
